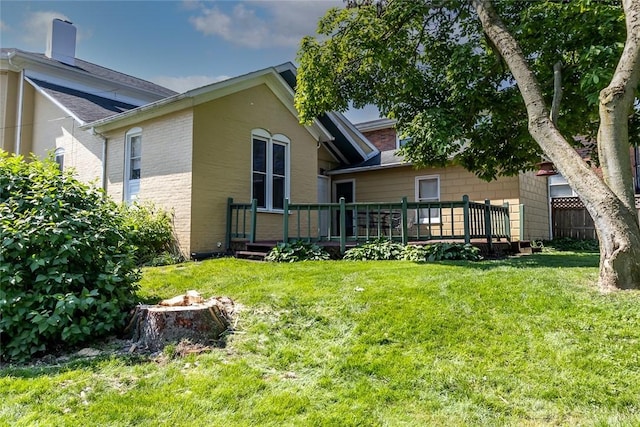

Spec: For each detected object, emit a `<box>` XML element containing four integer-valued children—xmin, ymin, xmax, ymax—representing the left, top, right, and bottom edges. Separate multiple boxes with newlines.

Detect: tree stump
<box><xmin>126</xmin><ymin>293</ymin><xmax>234</xmax><ymax>351</ymax></box>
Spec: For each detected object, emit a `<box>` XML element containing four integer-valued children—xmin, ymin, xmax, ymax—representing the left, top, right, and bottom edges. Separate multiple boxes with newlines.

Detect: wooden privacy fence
<box><xmin>551</xmin><ymin>196</ymin><xmax>640</xmax><ymax>240</ymax></box>
<box><xmin>227</xmin><ymin>195</ymin><xmax>511</xmax><ymax>254</ymax></box>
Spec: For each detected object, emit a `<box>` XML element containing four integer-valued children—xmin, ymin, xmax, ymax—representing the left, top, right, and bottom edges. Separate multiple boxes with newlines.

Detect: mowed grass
<box><xmin>2</xmin><ymin>253</ymin><xmax>640</xmax><ymax>426</ymax></box>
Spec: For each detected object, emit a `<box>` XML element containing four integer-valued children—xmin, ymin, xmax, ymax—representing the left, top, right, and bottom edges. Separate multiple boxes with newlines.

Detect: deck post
<box><xmin>225</xmin><ymin>197</ymin><xmax>233</xmax><ymax>251</ymax></box>
<box><xmin>485</xmin><ymin>199</ymin><xmax>493</xmax><ymax>253</ymax></box>
<box><xmin>401</xmin><ymin>196</ymin><xmax>408</xmax><ymax>245</ymax></box>
<box><xmin>250</xmin><ymin>199</ymin><xmax>257</xmax><ymax>243</ymax></box>
<box><xmin>339</xmin><ymin>197</ymin><xmax>346</xmax><ymax>254</ymax></box>
<box><xmin>502</xmin><ymin>202</ymin><xmax>510</xmax><ymax>241</ymax></box>
<box><xmin>463</xmin><ymin>195</ymin><xmax>470</xmax><ymax>244</ymax></box>
<box><xmin>283</xmin><ymin>198</ymin><xmax>289</xmax><ymax>243</ymax></box>
<box><xmin>519</xmin><ymin>203</ymin><xmax>525</xmax><ymax>241</ymax></box>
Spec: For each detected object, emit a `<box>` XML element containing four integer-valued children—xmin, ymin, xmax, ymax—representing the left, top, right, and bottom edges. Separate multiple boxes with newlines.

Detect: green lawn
<box><xmin>2</xmin><ymin>253</ymin><xmax>640</xmax><ymax>426</ymax></box>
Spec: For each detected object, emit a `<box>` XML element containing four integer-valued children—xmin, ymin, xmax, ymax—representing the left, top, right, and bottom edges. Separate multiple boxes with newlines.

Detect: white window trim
<box><xmin>396</xmin><ymin>135</ymin><xmax>411</xmax><ymax>150</ymax></box>
<box><xmin>548</xmin><ymin>173</ymin><xmax>577</xmax><ymax>198</ymax></box>
<box><xmin>124</xmin><ymin>127</ymin><xmax>142</xmax><ymax>203</ymax></box>
<box><xmin>415</xmin><ymin>175</ymin><xmax>441</xmax><ymax>224</ymax></box>
<box><xmin>251</xmin><ymin>129</ymin><xmax>290</xmax><ymax>213</ymax></box>
<box><xmin>332</xmin><ymin>179</ymin><xmax>356</xmax><ymax>203</ymax></box>
<box><xmin>54</xmin><ymin>147</ymin><xmax>65</xmax><ymax>171</ymax></box>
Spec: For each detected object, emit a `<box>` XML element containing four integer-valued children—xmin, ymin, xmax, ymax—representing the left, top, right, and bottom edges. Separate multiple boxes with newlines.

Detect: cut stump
<box><xmin>126</xmin><ymin>293</ymin><xmax>234</xmax><ymax>351</ymax></box>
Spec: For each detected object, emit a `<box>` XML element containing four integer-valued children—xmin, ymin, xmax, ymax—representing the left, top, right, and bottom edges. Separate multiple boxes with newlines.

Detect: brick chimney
<box><xmin>46</xmin><ymin>19</ymin><xmax>76</xmax><ymax>66</ymax></box>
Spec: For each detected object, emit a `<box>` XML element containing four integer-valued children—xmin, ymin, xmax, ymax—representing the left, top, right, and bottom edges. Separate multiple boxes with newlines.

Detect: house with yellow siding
<box><xmin>348</xmin><ymin>119</ymin><xmax>551</xmax><ymax>242</ymax></box>
<box><xmin>3</xmin><ymin>19</ymin><xmax>563</xmax><ymax>258</ymax></box>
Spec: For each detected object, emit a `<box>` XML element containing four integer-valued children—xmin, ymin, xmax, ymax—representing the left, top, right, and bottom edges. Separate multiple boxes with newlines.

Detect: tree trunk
<box><xmin>474</xmin><ymin>0</ymin><xmax>640</xmax><ymax>290</ymax></box>
<box><xmin>126</xmin><ymin>297</ymin><xmax>233</xmax><ymax>351</ymax></box>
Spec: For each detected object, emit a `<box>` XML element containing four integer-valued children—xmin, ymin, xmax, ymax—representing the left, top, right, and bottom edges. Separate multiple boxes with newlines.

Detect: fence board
<box><xmin>551</xmin><ymin>196</ymin><xmax>640</xmax><ymax>240</ymax></box>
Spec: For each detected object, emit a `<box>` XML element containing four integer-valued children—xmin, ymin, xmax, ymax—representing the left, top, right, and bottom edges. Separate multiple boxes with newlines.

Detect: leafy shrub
<box><xmin>403</xmin><ymin>242</ymin><xmax>482</xmax><ymax>262</ymax></box>
<box><xmin>0</xmin><ymin>152</ymin><xmax>140</xmax><ymax>362</ymax></box>
<box><xmin>343</xmin><ymin>239</ymin><xmax>404</xmax><ymax>261</ymax></box>
<box><xmin>265</xmin><ymin>240</ymin><xmax>330</xmax><ymax>262</ymax></box>
<box><xmin>541</xmin><ymin>237</ymin><xmax>599</xmax><ymax>252</ymax></box>
<box><xmin>119</xmin><ymin>202</ymin><xmax>183</xmax><ymax>266</ymax></box>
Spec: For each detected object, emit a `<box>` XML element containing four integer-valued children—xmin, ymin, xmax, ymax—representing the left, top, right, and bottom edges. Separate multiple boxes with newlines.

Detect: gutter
<box><xmin>7</xmin><ymin>50</ymin><xmax>175</xmax><ymax>100</ymax></box>
<box><xmin>326</xmin><ymin>160</ymin><xmax>411</xmax><ymax>175</ymax></box>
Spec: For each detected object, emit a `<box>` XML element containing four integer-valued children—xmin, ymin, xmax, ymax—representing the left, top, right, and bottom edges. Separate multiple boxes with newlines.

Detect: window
<box><xmin>124</xmin><ymin>127</ymin><xmax>142</xmax><ymax>203</ymax></box>
<box><xmin>548</xmin><ymin>174</ymin><xmax>576</xmax><ymax>198</ymax></box>
<box><xmin>397</xmin><ymin>136</ymin><xmax>411</xmax><ymax>149</ymax></box>
<box><xmin>251</xmin><ymin>129</ymin><xmax>289</xmax><ymax>211</ymax></box>
<box><xmin>54</xmin><ymin>147</ymin><xmax>65</xmax><ymax>171</ymax></box>
<box><xmin>415</xmin><ymin>175</ymin><xmax>440</xmax><ymax>224</ymax></box>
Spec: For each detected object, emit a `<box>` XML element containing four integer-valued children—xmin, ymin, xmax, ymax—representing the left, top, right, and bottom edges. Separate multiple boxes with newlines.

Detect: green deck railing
<box><xmin>226</xmin><ymin>195</ymin><xmax>510</xmax><ymax>254</ymax></box>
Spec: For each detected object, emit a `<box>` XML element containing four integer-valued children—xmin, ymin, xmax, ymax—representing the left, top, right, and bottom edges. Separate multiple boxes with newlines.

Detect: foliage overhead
<box><xmin>296</xmin><ymin>0</ymin><xmax>636</xmax><ymax>180</ymax></box>
<box><xmin>0</xmin><ymin>152</ymin><xmax>140</xmax><ymax>362</ymax></box>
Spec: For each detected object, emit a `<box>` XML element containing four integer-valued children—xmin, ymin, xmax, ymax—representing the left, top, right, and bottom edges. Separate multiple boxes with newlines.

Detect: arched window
<box><xmin>124</xmin><ymin>127</ymin><xmax>142</xmax><ymax>202</ymax></box>
<box><xmin>251</xmin><ymin>129</ymin><xmax>290</xmax><ymax>211</ymax></box>
<box><xmin>54</xmin><ymin>147</ymin><xmax>65</xmax><ymax>171</ymax></box>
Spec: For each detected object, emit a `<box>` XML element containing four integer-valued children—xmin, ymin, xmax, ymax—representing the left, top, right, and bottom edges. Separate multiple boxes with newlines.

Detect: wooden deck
<box><xmin>232</xmin><ymin>238</ymin><xmax>520</xmax><ymax>261</ymax></box>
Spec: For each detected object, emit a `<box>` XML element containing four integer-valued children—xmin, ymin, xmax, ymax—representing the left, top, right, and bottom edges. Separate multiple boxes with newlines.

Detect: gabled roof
<box><xmin>276</xmin><ymin>64</ymin><xmax>378</xmax><ymax>165</ymax></box>
<box><xmin>81</xmin><ymin>62</ymin><xmax>334</xmax><ymax>144</ymax></box>
<box><xmin>27</xmin><ymin>77</ymin><xmax>138</xmax><ymax>123</ymax></box>
<box><xmin>327</xmin><ymin>149</ymin><xmax>409</xmax><ymax>175</ymax></box>
<box><xmin>1</xmin><ymin>48</ymin><xmax>176</xmax><ymax>99</ymax></box>
<box><xmin>1</xmin><ymin>48</ymin><xmax>177</xmax><ymax>124</ymax></box>
<box><xmin>2</xmin><ymin>47</ymin><xmax>378</xmax><ymax>165</ymax></box>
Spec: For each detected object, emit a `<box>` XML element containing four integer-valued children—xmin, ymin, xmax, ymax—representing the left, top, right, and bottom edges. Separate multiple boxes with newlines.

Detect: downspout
<box><xmin>7</xmin><ymin>52</ymin><xmax>25</xmax><ymax>154</ymax></box>
<box><xmin>101</xmin><ymin>136</ymin><xmax>108</xmax><ymax>192</ymax></box>
<box><xmin>91</xmin><ymin>127</ymin><xmax>108</xmax><ymax>191</ymax></box>
<box><xmin>15</xmin><ymin>69</ymin><xmax>25</xmax><ymax>155</ymax></box>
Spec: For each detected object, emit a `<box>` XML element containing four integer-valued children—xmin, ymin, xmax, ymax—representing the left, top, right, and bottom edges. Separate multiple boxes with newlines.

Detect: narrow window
<box><xmin>54</xmin><ymin>147</ymin><xmax>65</xmax><ymax>171</ymax></box>
<box><xmin>251</xmin><ymin>130</ymin><xmax>289</xmax><ymax>211</ymax></box>
<box><xmin>124</xmin><ymin>128</ymin><xmax>142</xmax><ymax>203</ymax></box>
<box><xmin>415</xmin><ymin>175</ymin><xmax>440</xmax><ymax>223</ymax></box>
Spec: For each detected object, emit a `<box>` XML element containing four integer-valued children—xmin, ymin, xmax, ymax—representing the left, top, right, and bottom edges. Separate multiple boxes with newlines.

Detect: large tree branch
<box><xmin>597</xmin><ymin>0</ymin><xmax>640</xmax><ymax>216</ymax></box>
<box><xmin>473</xmin><ymin>0</ymin><xmax>640</xmax><ymax>272</ymax></box>
<box><xmin>550</xmin><ymin>61</ymin><xmax>563</xmax><ymax>125</ymax></box>
<box><xmin>472</xmin><ymin>1</ymin><xmax>604</xmax><ymax>198</ymax></box>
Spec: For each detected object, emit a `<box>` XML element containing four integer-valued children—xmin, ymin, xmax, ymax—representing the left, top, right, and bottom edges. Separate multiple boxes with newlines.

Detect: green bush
<box><xmin>0</xmin><ymin>152</ymin><xmax>140</xmax><ymax>362</ymax></box>
<box><xmin>119</xmin><ymin>202</ymin><xmax>183</xmax><ymax>266</ymax></box>
<box><xmin>343</xmin><ymin>239</ymin><xmax>405</xmax><ymax>261</ymax></box>
<box><xmin>265</xmin><ymin>240</ymin><xmax>330</xmax><ymax>262</ymax></box>
<box><xmin>403</xmin><ymin>242</ymin><xmax>482</xmax><ymax>262</ymax></box>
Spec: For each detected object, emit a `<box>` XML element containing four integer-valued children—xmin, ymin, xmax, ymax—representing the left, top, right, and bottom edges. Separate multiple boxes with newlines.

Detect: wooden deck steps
<box><xmin>234</xmin><ymin>243</ymin><xmax>273</xmax><ymax>261</ymax></box>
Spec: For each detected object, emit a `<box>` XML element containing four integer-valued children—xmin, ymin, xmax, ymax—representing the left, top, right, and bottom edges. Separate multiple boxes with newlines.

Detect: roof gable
<box><xmin>27</xmin><ymin>77</ymin><xmax>137</xmax><ymax>123</ymax></box>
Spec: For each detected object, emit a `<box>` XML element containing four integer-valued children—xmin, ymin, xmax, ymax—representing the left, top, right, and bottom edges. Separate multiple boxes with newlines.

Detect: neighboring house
<box><xmin>1</xmin><ymin>20</ymin><xmax>177</xmax><ymax>187</ymax></box>
<box><xmin>339</xmin><ymin>118</ymin><xmax>551</xmax><ymax>241</ymax></box>
<box><xmin>549</xmin><ymin>144</ymin><xmax>640</xmax><ymax>239</ymax></box>
<box><xmin>1</xmin><ymin>19</ymin><xmax>377</xmax><ymax>257</ymax></box>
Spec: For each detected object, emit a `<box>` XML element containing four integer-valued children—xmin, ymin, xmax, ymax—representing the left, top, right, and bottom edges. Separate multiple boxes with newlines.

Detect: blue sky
<box><xmin>0</xmin><ymin>0</ymin><xmax>380</xmax><ymax>123</ymax></box>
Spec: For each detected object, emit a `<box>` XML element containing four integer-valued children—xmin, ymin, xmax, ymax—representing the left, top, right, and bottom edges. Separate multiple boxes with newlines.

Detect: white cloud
<box><xmin>152</xmin><ymin>74</ymin><xmax>231</xmax><ymax>93</ymax></box>
<box><xmin>21</xmin><ymin>11</ymin><xmax>71</xmax><ymax>46</ymax></box>
<box><xmin>0</xmin><ymin>20</ymin><xmax>8</xmax><ymax>32</ymax></box>
<box><xmin>189</xmin><ymin>0</ymin><xmax>341</xmax><ymax>49</ymax></box>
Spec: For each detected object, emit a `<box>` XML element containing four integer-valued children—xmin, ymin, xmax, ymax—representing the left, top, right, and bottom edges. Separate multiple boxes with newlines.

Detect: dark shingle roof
<box><xmin>29</xmin><ymin>78</ymin><xmax>138</xmax><ymax>123</ymax></box>
<box><xmin>1</xmin><ymin>48</ymin><xmax>177</xmax><ymax>98</ymax></box>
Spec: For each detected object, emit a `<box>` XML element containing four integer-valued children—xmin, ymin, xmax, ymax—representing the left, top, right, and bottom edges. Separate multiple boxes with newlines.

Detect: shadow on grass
<box><xmin>443</xmin><ymin>252</ymin><xmax>600</xmax><ymax>270</ymax></box>
<box><xmin>0</xmin><ymin>352</ymin><xmax>151</xmax><ymax>379</ymax></box>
